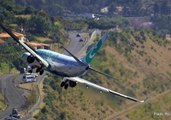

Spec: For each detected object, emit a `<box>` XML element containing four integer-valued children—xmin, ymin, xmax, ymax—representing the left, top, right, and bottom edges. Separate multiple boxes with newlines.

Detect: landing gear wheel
<box><xmin>60</xmin><ymin>82</ymin><xmax>65</xmax><ymax>87</ymax></box>
<box><xmin>39</xmin><ymin>69</ymin><xmax>44</xmax><ymax>75</ymax></box>
<box><xmin>36</xmin><ymin>68</ymin><xmax>40</xmax><ymax>73</ymax></box>
<box><xmin>69</xmin><ymin>81</ymin><xmax>77</xmax><ymax>87</ymax></box>
<box><xmin>28</xmin><ymin>70</ymin><xmax>33</xmax><ymax>73</ymax></box>
<box><xmin>64</xmin><ymin>84</ymin><xmax>68</xmax><ymax>89</ymax></box>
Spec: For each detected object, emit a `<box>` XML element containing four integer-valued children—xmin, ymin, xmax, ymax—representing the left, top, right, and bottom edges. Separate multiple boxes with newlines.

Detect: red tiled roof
<box><xmin>26</xmin><ymin>42</ymin><xmax>50</xmax><ymax>47</ymax></box>
<box><xmin>0</xmin><ymin>32</ymin><xmax>24</xmax><ymax>38</ymax></box>
<box><xmin>0</xmin><ymin>39</ymin><xmax>5</xmax><ymax>44</ymax></box>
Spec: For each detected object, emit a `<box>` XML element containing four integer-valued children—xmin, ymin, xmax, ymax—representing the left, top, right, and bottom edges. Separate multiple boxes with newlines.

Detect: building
<box><xmin>0</xmin><ymin>32</ymin><xmax>50</xmax><ymax>49</ymax></box>
<box><xmin>26</xmin><ymin>42</ymin><xmax>50</xmax><ymax>49</ymax></box>
<box><xmin>0</xmin><ymin>32</ymin><xmax>24</xmax><ymax>38</ymax></box>
<box><xmin>0</xmin><ymin>39</ymin><xmax>5</xmax><ymax>44</ymax></box>
<box><xmin>101</xmin><ymin>7</ymin><xmax>109</xmax><ymax>13</ymax></box>
<box><xmin>0</xmin><ymin>32</ymin><xmax>25</xmax><ymax>44</ymax></box>
<box><xmin>116</xmin><ymin>6</ymin><xmax>124</xmax><ymax>12</ymax></box>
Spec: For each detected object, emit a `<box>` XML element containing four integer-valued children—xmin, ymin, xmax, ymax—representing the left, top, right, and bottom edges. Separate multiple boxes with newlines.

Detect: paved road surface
<box><xmin>65</xmin><ymin>31</ymin><xmax>89</xmax><ymax>57</ymax></box>
<box><xmin>0</xmin><ymin>74</ymin><xmax>26</xmax><ymax>119</ymax></box>
<box><xmin>65</xmin><ymin>30</ymin><xmax>100</xmax><ymax>57</ymax></box>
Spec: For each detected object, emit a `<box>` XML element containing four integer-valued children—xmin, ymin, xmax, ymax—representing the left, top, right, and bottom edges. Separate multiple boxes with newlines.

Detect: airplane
<box><xmin>0</xmin><ymin>23</ymin><xmax>146</xmax><ymax>103</ymax></box>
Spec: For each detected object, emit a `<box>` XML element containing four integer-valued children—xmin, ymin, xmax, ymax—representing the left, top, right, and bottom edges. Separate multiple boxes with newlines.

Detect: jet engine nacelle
<box><xmin>22</xmin><ymin>52</ymin><xmax>35</xmax><ymax>63</ymax></box>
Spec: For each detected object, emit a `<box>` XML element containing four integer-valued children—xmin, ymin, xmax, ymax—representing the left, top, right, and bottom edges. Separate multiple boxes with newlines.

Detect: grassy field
<box><xmin>33</xmin><ymin>36</ymin><xmax>51</xmax><ymax>42</ymax></box>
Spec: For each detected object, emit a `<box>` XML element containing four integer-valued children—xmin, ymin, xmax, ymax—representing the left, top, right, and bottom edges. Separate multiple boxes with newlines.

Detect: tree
<box><xmin>24</xmin><ymin>6</ymin><xmax>35</xmax><ymax>14</ymax></box>
<box><xmin>27</xmin><ymin>12</ymin><xmax>52</xmax><ymax>35</ymax></box>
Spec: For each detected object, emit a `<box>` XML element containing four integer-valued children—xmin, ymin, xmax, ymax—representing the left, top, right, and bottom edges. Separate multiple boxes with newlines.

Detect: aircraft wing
<box><xmin>65</xmin><ymin>77</ymin><xmax>145</xmax><ymax>103</ymax></box>
<box><xmin>0</xmin><ymin>23</ymin><xmax>49</xmax><ymax>67</ymax></box>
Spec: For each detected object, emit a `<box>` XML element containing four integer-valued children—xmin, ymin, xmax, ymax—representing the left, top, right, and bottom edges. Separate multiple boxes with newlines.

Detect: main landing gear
<box><xmin>60</xmin><ymin>80</ymin><xmax>77</xmax><ymax>89</ymax></box>
<box><xmin>36</xmin><ymin>68</ymin><xmax>44</xmax><ymax>75</ymax></box>
<box><xmin>36</xmin><ymin>66</ymin><xmax>44</xmax><ymax>75</ymax></box>
<box><xmin>27</xmin><ymin>65</ymin><xmax>44</xmax><ymax>75</ymax></box>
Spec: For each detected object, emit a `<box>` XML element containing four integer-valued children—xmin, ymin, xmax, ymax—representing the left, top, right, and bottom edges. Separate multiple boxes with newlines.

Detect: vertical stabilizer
<box><xmin>82</xmin><ymin>32</ymin><xmax>109</xmax><ymax>64</ymax></box>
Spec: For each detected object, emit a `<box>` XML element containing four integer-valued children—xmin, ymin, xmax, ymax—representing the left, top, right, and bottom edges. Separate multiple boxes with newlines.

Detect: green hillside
<box><xmin>16</xmin><ymin>0</ymin><xmax>171</xmax><ymax>16</ymax></box>
<box><xmin>35</xmin><ymin>29</ymin><xmax>171</xmax><ymax>120</ymax></box>
<box><xmin>0</xmin><ymin>1</ymin><xmax>171</xmax><ymax>120</ymax></box>
<box><xmin>0</xmin><ymin>41</ymin><xmax>24</xmax><ymax>74</ymax></box>
<box><xmin>15</xmin><ymin>0</ymin><xmax>171</xmax><ymax>34</ymax></box>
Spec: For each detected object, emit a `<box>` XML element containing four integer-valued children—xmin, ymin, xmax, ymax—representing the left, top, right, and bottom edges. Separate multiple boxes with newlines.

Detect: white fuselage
<box><xmin>35</xmin><ymin>49</ymin><xmax>88</xmax><ymax>77</ymax></box>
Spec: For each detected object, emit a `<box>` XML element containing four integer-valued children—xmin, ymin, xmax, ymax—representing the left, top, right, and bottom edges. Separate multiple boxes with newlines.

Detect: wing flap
<box><xmin>65</xmin><ymin>77</ymin><xmax>145</xmax><ymax>103</ymax></box>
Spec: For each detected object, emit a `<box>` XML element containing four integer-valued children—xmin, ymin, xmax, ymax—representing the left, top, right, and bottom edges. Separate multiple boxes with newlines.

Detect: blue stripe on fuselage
<box><xmin>36</xmin><ymin>49</ymin><xmax>78</xmax><ymax>65</ymax></box>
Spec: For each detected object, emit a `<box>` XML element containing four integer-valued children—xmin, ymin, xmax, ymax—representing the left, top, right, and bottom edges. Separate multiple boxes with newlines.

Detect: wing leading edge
<box><xmin>0</xmin><ymin>23</ymin><xmax>49</xmax><ymax>67</ymax></box>
<box><xmin>65</xmin><ymin>77</ymin><xmax>146</xmax><ymax>103</ymax></box>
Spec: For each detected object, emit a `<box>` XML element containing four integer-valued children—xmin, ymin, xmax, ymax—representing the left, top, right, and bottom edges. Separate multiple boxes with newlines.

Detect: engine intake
<box><xmin>27</xmin><ymin>55</ymin><xmax>35</xmax><ymax>63</ymax></box>
<box><xmin>22</xmin><ymin>52</ymin><xmax>35</xmax><ymax>63</ymax></box>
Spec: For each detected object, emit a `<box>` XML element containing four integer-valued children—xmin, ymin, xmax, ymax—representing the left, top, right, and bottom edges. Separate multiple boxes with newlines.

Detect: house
<box><xmin>0</xmin><ymin>32</ymin><xmax>25</xmax><ymax>43</ymax></box>
<box><xmin>0</xmin><ymin>32</ymin><xmax>50</xmax><ymax>49</ymax></box>
<box><xmin>0</xmin><ymin>32</ymin><xmax>24</xmax><ymax>38</ymax></box>
<box><xmin>116</xmin><ymin>6</ymin><xmax>124</xmax><ymax>12</ymax></box>
<box><xmin>0</xmin><ymin>39</ymin><xmax>5</xmax><ymax>44</ymax></box>
<box><xmin>26</xmin><ymin>42</ymin><xmax>50</xmax><ymax>49</ymax></box>
<box><xmin>101</xmin><ymin>7</ymin><xmax>109</xmax><ymax>13</ymax></box>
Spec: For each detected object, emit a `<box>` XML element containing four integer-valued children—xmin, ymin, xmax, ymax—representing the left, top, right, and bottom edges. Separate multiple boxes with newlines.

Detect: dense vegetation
<box><xmin>16</xmin><ymin>0</ymin><xmax>171</xmax><ymax>16</ymax></box>
<box><xmin>0</xmin><ymin>40</ymin><xmax>25</xmax><ymax>74</ymax></box>
<box><xmin>0</xmin><ymin>0</ymin><xmax>66</xmax><ymax>73</ymax></box>
<box><xmin>15</xmin><ymin>0</ymin><xmax>171</xmax><ymax>33</ymax></box>
<box><xmin>2</xmin><ymin>0</ymin><xmax>171</xmax><ymax>33</ymax></box>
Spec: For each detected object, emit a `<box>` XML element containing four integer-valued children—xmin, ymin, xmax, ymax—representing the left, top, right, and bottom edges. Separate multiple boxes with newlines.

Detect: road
<box><xmin>65</xmin><ymin>30</ymin><xmax>99</xmax><ymax>57</ymax></box>
<box><xmin>21</xmin><ymin>74</ymin><xmax>45</xmax><ymax>120</ymax></box>
<box><xmin>0</xmin><ymin>74</ymin><xmax>26</xmax><ymax>119</ymax></box>
<box><xmin>0</xmin><ymin>74</ymin><xmax>46</xmax><ymax>120</ymax></box>
<box><xmin>64</xmin><ymin>31</ymin><xmax>89</xmax><ymax>57</ymax></box>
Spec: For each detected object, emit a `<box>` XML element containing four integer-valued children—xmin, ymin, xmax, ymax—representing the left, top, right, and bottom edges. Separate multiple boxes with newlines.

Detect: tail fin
<box><xmin>83</xmin><ymin>32</ymin><xmax>109</xmax><ymax>64</ymax></box>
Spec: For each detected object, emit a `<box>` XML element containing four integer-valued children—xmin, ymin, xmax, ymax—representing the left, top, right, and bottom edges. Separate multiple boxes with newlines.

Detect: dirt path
<box><xmin>22</xmin><ymin>75</ymin><xmax>45</xmax><ymax>120</ymax></box>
